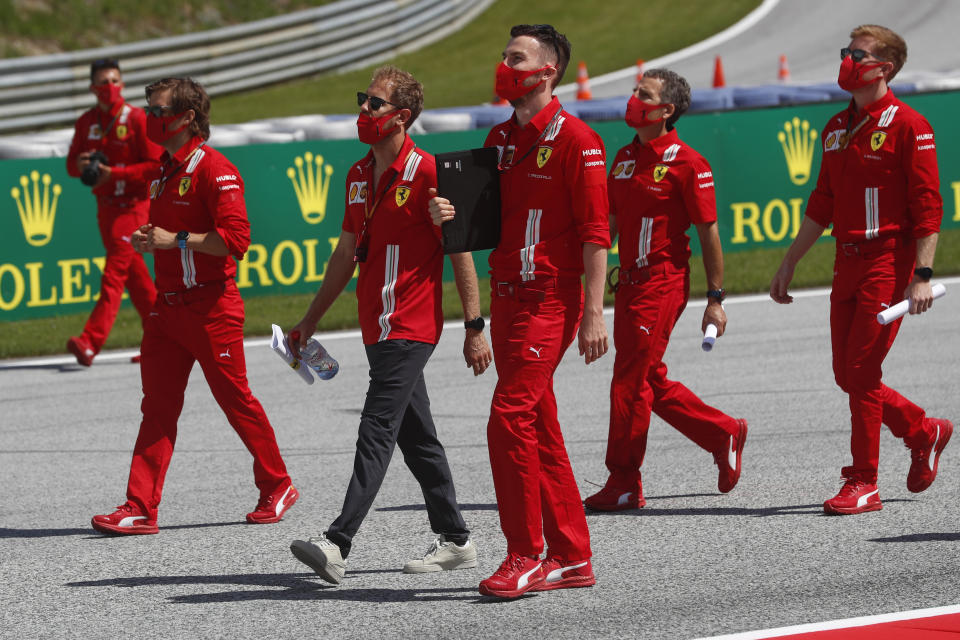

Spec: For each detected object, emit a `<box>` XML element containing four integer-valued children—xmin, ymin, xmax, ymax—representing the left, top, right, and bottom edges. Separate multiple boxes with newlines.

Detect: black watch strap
<box><xmin>176</xmin><ymin>230</ymin><xmax>189</xmax><ymax>249</ymax></box>
<box><xmin>706</xmin><ymin>288</ymin><xmax>726</xmax><ymax>303</ymax></box>
<box><xmin>914</xmin><ymin>267</ymin><xmax>933</xmax><ymax>282</ymax></box>
<box><xmin>464</xmin><ymin>316</ymin><xmax>485</xmax><ymax>331</ymax></box>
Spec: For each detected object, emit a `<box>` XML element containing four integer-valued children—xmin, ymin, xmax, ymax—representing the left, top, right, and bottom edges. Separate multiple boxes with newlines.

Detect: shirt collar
<box><xmin>847</xmin><ymin>88</ymin><xmax>896</xmax><ymax>120</ymax></box>
<box><xmin>632</xmin><ymin>128</ymin><xmax>680</xmax><ymax>155</ymax></box>
<box><xmin>163</xmin><ymin>135</ymin><xmax>206</xmax><ymax>165</ymax></box>
<box><xmin>360</xmin><ymin>134</ymin><xmax>417</xmax><ymax>176</ymax></box>
<box><xmin>512</xmin><ymin>96</ymin><xmax>562</xmax><ymax>133</ymax></box>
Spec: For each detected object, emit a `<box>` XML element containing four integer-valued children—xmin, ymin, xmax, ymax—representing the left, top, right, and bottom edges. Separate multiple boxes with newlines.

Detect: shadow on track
<box><xmin>377</xmin><ymin>503</ymin><xmax>498</xmax><ymax>512</ymax></box>
<box><xmin>1</xmin><ymin>521</ymin><xmax>248</xmax><ymax>539</ymax></box>
<box><xmin>585</xmin><ymin>498</ymin><xmax>915</xmax><ymax>517</ymax></box>
<box><xmin>868</xmin><ymin>532</ymin><xmax>960</xmax><ymax>543</ymax></box>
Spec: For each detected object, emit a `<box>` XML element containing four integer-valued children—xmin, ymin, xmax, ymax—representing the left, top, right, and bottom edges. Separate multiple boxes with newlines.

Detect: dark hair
<box><xmin>642</xmin><ymin>68</ymin><xmax>691</xmax><ymax>129</ymax></box>
<box><xmin>145</xmin><ymin>77</ymin><xmax>211</xmax><ymax>140</ymax></box>
<box><xmin>509</xmin><ymin>24</ymin><xmax>571</xmax><ymax>85</ymax></box>
<box><xmin>371</xmin><ymin>65</ymin><xmax>424</xmax><ymax>127</ymax></box>
<box><xmin>90</xmin><ymin>58</ymin><xmax>120</xmax><ymax>82</ymax></box>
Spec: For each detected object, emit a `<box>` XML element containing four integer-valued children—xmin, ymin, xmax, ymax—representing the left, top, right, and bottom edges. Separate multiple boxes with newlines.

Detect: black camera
<box><xmin>80</xmin><ymin>151</ymin><xmax>110</xmax><ymax>187</ymax></box>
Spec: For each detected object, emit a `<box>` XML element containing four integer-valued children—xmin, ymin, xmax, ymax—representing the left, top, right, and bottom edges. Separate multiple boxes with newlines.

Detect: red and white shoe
<box><xmin>91</xmin><ymin>503</ymin><xmax>158</xmax><ymax>535</ymax></box>
<box><xmin>907</xmin><ymin>418</ymin><xmax>953</xmax><ymax>493</ymax></box>
<box><xmin>533</xmin><ymin>556</ymin><xmax>595</xmax><ymax>591</ymax></box>
<box><xmin>584</xmin><ymin>482</ymin><xmax>645</xmax><ymax>512</ymax></box>
<box><xmin>246</xmin><ymin>484</ymin><xmax>299</xmax><ymax>524</ymax></box>
<box><xmin>67</xmin><ymin>336</ymin><xmax>95</xmax><ymax>367</ymax></box>
<box><xmin>715</xmin><ymin>419</ymin><xmax>748</xmax><ymax>493</ymax></box>
<box><xmin>823</xmin><ymin>477</ymin><xmax>882</xmax><ymax>515</ymax></box>
<box><xmin>478</xmin><ymin>553</ymin><xmax>544</xmax><ymax>598</ymax></box>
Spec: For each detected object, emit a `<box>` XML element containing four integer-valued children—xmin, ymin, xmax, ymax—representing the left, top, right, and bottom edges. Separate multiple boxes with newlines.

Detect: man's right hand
<box><xmin>131</xmin><ymin>224</ymin><xmax>152</xmax><ymax>254</ymax></box>
<box><xmin>427</xmin><ymin>187</ymin><xmax>456</xmax><ymax>227</ymax></box>
<box><xmin>287</xmin><ymin>320</ymin><xmax>316</xmax><ymax>358</ymax></box>
<box><xmin>769</xmin><ymin>261</ymin><xmax>795</xmax><ymax>304</ymax></box>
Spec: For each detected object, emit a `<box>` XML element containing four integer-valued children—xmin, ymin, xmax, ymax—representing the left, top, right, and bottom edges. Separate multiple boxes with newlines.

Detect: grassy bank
<box><xmin>4</xmin><ymin>229</ymin><xmax>958</xmax><ymax>360</ymax></box>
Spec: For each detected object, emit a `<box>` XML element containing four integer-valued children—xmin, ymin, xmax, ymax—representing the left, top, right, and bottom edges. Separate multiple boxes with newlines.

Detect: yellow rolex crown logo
<box><xmin>287</xmin><ymin>151</ymin><xmax>334</xmax><ymax>224</ymax></box>
<box><xmin>11</xmin><ymin>170</ymin><xmax>61</xmax><ymax>247</ymax></box>
<box><xmin>778</xmin><ymin>117</ymin><xmax>818</xmax><ymax>186</ymax></box>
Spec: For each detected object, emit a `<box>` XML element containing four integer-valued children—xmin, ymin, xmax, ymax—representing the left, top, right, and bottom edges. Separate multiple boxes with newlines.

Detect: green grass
<box><xmin>0</xmin><ymin>1</ymin><xmax>335</xmax><ymax>57</ymax></box>
<box><xmin>210</xmin><ymin>0</ymin><xmax>761</xmax><ymax>122</ymax></box>
<box><xmin>5</xmin><ymin>229</ymin><xmax>959</xmax><ymax>360</ymax></box>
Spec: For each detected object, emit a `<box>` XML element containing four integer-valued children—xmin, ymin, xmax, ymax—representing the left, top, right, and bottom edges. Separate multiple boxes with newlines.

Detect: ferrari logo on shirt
<box><xmin>536</xmin><ymin>146</ymin><xmax>553</xmax><ymax>168</ymax></box>
<box><xmin>116</xmin><ymin>124</ymin><xmax>128</xmax><ymax>139</ymax></box>
<box><xmin>178</xmin><ymin>177</ymin><xmax>191</xmax><ymax>196</ymax></box>
<box><xmin>653</xmin><ymin>164</ymin><xmax>669</xmax><ymax>182</ymax></box>
<box><xmin>395</xmin><ymin>185</ymin><xmax>411</xmax><ymax>207</ymax></box>
<box><xmin>870</xmin><ymin>131</ymin><xmax>887</xmax><ymax>151</ymax></box>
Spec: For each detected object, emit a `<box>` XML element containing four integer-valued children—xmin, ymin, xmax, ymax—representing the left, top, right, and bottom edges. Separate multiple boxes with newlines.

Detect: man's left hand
<box><xmin>463</xmin><ymin>331</ymin><xmax>492</xmax><ymax>376</ymax></box>
<box><xmin>702</xmin><ymin>301</ymin><xmax>727</xmax><ymax>335</ymax></box>
<box><xmin>905</xmin><ymin>278</ymin><xmax>934</xmax><ymax>314</ymax></box>
<box><xmin>578</xmin><ymin>306</ymin><xmax>608</xmax><ymax>365</ymax></box>
<box><xmin>92</xmin><ymin>164</ymin><xmax>112</xmax><ymax>188</ymax></box>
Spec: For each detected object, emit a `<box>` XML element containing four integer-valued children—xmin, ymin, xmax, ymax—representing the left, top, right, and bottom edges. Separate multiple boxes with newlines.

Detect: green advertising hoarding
<box><xmin>3</xmin><ymin>91</ymin><xmax>959</xmax><ymax>321</ymax></box>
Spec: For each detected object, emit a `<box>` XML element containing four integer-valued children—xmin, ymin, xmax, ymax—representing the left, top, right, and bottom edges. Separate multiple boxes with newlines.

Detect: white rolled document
<box><xmin>270</xmin><ymin>324</ymin><xmax>315</xmax><ymax>385</ymax></box>
<box><xmin>702</xmin><ymin>323</ymin><xmax>718</xmax><ymax>352</ymax></box>
<box><xmin>876</xmin><ymin>283</ymin><xmax>946</xmax><ymax>325</ymax></box>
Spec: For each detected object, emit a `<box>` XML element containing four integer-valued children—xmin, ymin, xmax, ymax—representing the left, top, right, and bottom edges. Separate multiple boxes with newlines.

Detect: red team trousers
<box><xmin>83</xmin><ymin>201</ymin><xmax>157</xmax><ymax>352</ymax></box>
<box><xmin>487</xmin><ymin>281</ymin><xmax>592</xmax><ymax>561</ymax></box>
<box><xmin>606</xmin><ymin>264</ymin><xmax>738</xmax><ymax>491</ymax></box>
<box><xmin>830</xmin><ymin>239</ymin><xmax>928</xmax><ymax>482</ymax></box>
<box><xmin>125</xmin><ymin>281</ymin><xmax>290</xmax><ymax>519</ymax></box>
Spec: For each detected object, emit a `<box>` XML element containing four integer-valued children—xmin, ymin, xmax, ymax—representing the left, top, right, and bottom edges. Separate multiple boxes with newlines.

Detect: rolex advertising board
<box><xmin>2</xmin><ymin>91</ymin><xmax>959</xmax><ymax>321</ymax></box>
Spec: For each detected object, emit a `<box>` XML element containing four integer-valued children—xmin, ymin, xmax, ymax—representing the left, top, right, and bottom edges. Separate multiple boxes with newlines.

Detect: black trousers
<box><xmin>326</xmin><ymin>339</ymin><xmax>469</xmax><ymax>558</ymax></box>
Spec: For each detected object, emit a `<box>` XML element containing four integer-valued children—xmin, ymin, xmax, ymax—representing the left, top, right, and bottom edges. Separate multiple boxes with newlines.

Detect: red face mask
<box><xmin>494</xmin><ymin>62</ymin><xmax>549</xmax><ymax>102</ymax></box>
<box><xmin>146</xmin><ymin>112</ymin><xmax>187</xmax><ymax>144</ymax></box>
<box><xmin>356</xmin><ymin>110</ymin><xmax>399</xmax><ymax>145</ymax></box>
<box><xmin>624</xmin><ymin>95</ymin><xmax>668</xmax><ymax>129</ymax></box>
<box><xmin>837</xmin><ymin>55</ymin><xmax>885</xmax><ymax>91</ymax></box>
<box><xmin>92</xmin><ymin>83</ymin><xmax>123</xmax><ymax>107</ymax></box>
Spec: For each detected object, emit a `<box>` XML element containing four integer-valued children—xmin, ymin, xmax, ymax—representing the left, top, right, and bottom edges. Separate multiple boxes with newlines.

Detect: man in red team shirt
<box><xmin>584</xmin><ymin>69</ymin><xmax>748</xmax><ymax>513</ymax></box>
<box><xmin>91</xmin><ymin>77</ymin><xmax>298</xmax><ymax>534</ymax></box>
<box><xmin>430</xmin><ymin>24</ymin><xmax>609</xmax><ymax>598</ymax></box>
<box><xmin>771</xmin><ymin>25</ymin><xmax>952</xmax><ymax>515</ymax></box>
<box><xmin>66</xmin><ymin>58</ymin><xmax>161</xmax><ymax>366</ymax></box>
<box><xmin>288</xmin><ymin>66</ymin><xmax>492</xmax><ymax>585</ymax></box>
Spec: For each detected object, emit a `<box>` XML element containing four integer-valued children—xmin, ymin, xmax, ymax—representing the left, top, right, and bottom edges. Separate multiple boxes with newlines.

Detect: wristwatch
<box><xmin>914</xmin><ymin>267</ymin><xmax>933</xmax><ymax>282</ymax></box>
<box><xmin>176</xmin><ymin>230</ymin><xmax>189</xmax><ymax>249</ymax></box>
<box><xmin>464</xmin><ymin>316</ymin><xmax>485</xmax><ymax>331</ymax></box>
<box><xmin>706</xmin><ymin>288</ymin><xmax>726</xmax><ymax>303</ymax></box>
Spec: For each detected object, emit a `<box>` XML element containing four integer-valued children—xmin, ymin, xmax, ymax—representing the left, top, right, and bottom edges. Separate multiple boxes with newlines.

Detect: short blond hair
<box><xmin>850</xmin><ymin>24</ymin><xmax>907</xmax><ymax>81</ymax></box>
<box><xmin>370</xmin><ymin>65</ymin><xmax>424</xmax><ymax>127</ymax></box>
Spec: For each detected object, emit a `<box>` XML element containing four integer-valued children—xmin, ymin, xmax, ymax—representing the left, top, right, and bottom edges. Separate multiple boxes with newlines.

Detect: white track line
<box><xmin>5</xmin><ymin>275</ymin><xmax>958</xmax><ymax>369</ymax></box>
<box><xmin>694</xmin><ymin>603</ymin><xmax>960</xmax><ymax>639</ymax></box>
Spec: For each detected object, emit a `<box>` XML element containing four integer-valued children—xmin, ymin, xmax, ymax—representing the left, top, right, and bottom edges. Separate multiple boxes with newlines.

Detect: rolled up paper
<box><xmin>702</xmin><ymin>323</ymin><xmax>718</xmax><ymax>352</ymax></box>
<box><xmin>270</xmin><ymin>324</ymin><xmax>315</xmax><ymax>385</ymax></box>
<box><xmin>876</xmin><ymin>283</ymin><xmax>946</xmax><ymax>325</ymax></box>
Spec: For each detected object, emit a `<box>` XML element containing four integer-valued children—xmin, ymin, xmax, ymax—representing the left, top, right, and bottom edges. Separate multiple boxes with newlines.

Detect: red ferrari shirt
<box><xmin>485</xmin><ymin>97</ymin><xmax>610</xmax><ymax>282</ymax></box>
<box><xmin>805</xmin><ymin>90</ymin><xmax>942</xmax><ymax>241</ymax></box>
<box><xmin>148</xmin><ymin>136</ymin><xmax>250</xmax><ymax>292</ymax></box>
<box><xmin>66</xmin><ymin>102</ymin><xmax>163</xmax><ymax>206</ymax></box>
<box><xmin>342</xmin><ymin>135</ymin><xmax>443</xmax><ymax>346</ymax></box>
<box><xmin>608</xmin><ymin>129</ymin><xmax>717</xmax><ymax>269</ymax></box>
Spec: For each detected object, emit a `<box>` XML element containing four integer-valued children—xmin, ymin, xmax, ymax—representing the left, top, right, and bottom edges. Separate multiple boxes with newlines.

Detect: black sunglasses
<box><xmin>357</xmin><ymin>91</ymin><xmax>398</xmax><ymax>112</ymax></box>
<box><xmin>145</xmin><ymin>105</ymin><xmax>174</xmax><ymax>117</ymax></box>
<box><xmin>840</xmin><ymin>47</ymin><xmax>885</xmax><ymax>63</ymax></box>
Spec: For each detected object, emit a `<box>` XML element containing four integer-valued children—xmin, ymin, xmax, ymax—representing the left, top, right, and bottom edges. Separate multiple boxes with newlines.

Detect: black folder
<box><xmin>436</xmin><ymin>147</ymin><xmax>501</xmax><ymax>254</ymax></box>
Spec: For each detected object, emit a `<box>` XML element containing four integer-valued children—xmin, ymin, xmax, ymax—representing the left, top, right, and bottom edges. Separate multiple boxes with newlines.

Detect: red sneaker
<box><xmin>246</xmin><ymin>484</ymin><xmax>299</xmax><ymax>524</ymax></box>
<box><xmin>478</xmin><ymin>553</ymin><xmax>544</xmax><ymax>598</ymax></box>
<box><xmin>907</xmin><ymin>418</ymin><xmax>953</xmax><ymax>493</ymax></box>
<box><xmin>533</xmin><ymin>556</ymin><xmax>595</xmax><ymax>591</ymax></box>
<box><xmin>584</xmin><ymin>482</ymin><xmax>645</xmax><ymax>512</ymax></box>
<box><xmin>130</xmin><ymin>354</ymin><xmax>142</xmax><ymax>364</ymax></box>
<box><xmin>67</xmin><ymin>336</ymin><xmax>95</xmax><ymax>367</ymax></box>
<box><xmin>823</xmin><ymin>477</ymin><xmax>882</xmax><ymax>515</ymax></box>
<box><xmin>715</xmin><ymin>419</ymin><xmax>748</xmax><ymax>493</ymax></box>
<box><xmin>91</xmin><ymin>503</ymin><xmax>158</xmax><ymax>535</ymax></box>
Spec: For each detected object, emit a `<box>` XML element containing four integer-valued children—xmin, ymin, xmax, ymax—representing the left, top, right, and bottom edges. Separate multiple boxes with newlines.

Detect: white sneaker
<box><xmin>402</xmin><ymin>535</ymin><xmax>478</xmax><ymax>574</ymax></box>
<box><xmin>290</xmin><ymin>533</ymin><xmax>346</xmax><ymax>584</ymax></box>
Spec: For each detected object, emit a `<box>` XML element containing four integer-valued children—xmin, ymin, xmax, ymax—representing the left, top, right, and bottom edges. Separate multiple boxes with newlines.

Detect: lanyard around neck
<box><xmin>158</xmin><ymin>142</ymin><xmax>206</xmax><ymax>194</ymax></box>
<box><xmin>499</xmin><ymin>105</ymin><xmax>563</xmax><ymax>171</ymax></box>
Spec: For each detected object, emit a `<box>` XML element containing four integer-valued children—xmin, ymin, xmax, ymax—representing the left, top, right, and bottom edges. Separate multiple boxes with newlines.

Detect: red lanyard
<box><xmin>354</xmin><ymin>148</ymin><xmax>415</xmax><ymax>262</ymax></box>
<box><xmin>498</xmin><ymin>106</ymin><xmax>563</xmax><ymax>171</ymax></box>
<box><xmin>157</xmin><ymin>142</ymin><xmax>206</xmax><ymax>196</ymax></box>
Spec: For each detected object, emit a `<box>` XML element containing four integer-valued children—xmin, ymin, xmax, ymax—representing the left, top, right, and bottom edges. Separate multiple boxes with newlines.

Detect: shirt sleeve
<box><xmin>903</xmin><ymin>116</ymin><xmax>943</xmax><ymax>238</ymax></box>
<box><xmin>65</xmin><ymin>119</ymin><xmax>85</xmax><ymax>178</ymax></box>
<box><xmin>567</xmin><ymin>127</ymin><xmax>611</xmax><ymax>248</ymax></box>
<box><xmin>342</xmin><ymin>173</ymin><xmax>360</xmax><ymax>234</ymax></box>
<box><xmin>804</xmin><ymin>130</ymin><xmax>834</xmax><ymax>228</ymax></box>
<box><xmin>681</xmin><ymin>155</ymin><xmax>717</xmax><ymax>225</ymax></box>
<box><xmin>201</xmin><ymin>159</ymin><xmax>250</xmax><ymax>259</ymax></box>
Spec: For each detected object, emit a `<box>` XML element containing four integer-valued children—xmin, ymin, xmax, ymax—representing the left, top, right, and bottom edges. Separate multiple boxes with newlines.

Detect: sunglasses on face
<box><xmin>840</xmin><ymin>47</ymin><xmax>885</xmax><ymax>63</ymax></box>
<box><xmin>145</xmin><ymin>105</ymin><xmax>174</xmax><ymax>118</ymax></box>
<box><xmin>357</xmin><ymin>92</ymin><xmax>398</xmax><ymax>112</ymax></box>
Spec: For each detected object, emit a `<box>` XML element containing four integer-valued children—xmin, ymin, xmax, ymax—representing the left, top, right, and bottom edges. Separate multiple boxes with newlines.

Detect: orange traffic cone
<box><xmin>492</xmin><ymin>93</ymin><xmax>508</xmax><ymax>106</ymax></box>
<box><xmin>635</xmin><ymin>59</ymin><xmax>645</xmax><ymax>84</ymax></box>
<box><xmin>778</xmin><ymin>54</ymin><xmax>790</xmax><ymax>83</ymax></box>
<box><xmin>576</xmin><ymin>61</ymin><xmax>592</xmax><ymax>100</ymax></box>
<box><xmin>712</xmin><ymin>55</ymin><xmax>726</xmax><ymax>88</ymax></box>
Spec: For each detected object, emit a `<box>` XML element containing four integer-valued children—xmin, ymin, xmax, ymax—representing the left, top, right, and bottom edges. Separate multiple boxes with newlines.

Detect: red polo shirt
<box><xmin>342</xmin><ymin>135</ymin><xmax>443</xmax><ymax>346</ymax></box>
<box><xmin>608</xmin><ymin>129</ymin><xmax>716</xmax><ymax>269</ymax></box>
<box><xmin>66</xmin><ymin>102</ymin><xmax>163</xmax><ymax>205</ymax></box>
<box><xmin>485</xmin><ymin>97</ymin><xmax>610</xmax><ymax>282</ymax></box>
<box><xmin>148</xmin><ymin>136</ymin><xmax>250</xmax><ymax>292</ymax></box>
<box><xmin>805</xmin><ymin>90</ymin><xmax>942</xmax><ymax>241</ymax></box>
